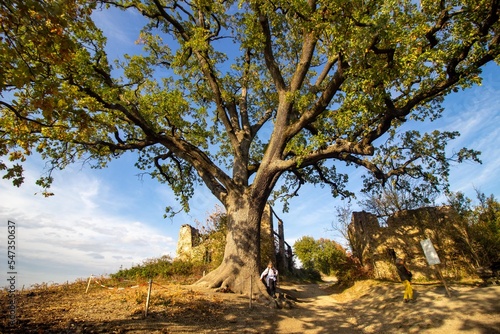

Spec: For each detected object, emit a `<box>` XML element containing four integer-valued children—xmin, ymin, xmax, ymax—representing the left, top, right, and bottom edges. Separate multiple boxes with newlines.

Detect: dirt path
<box><xmin>273</xmin><ymin>279</ymin><xmax>500</xmax><ymax>334</ymax></box>
<box><xmin>1</xmin><ymin>278</ymin><xmax>499</xmax><ymax>333</ymax></box>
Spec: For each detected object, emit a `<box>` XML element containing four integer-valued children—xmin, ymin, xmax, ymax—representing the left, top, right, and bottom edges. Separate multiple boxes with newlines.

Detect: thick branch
<box><xmin>290</xmin><ymin>31</ymin><xmax>318</xmax><ymax>91</ymax></box>
<box><xmin>273</xmin><ymin>138</ymin><xmax>373</xmax><ymax>173</ymax></box>
<box><xmin>257</xmin><ymin>6</ymin><xmax>287</xmax><ymax>92</ymax></box>
<box><xmin>286</xmin><ymin>53</ymin><xmax>347</xmax><ymax>138</ymax></box>
<box><xmin>313</xmin><ymin>56</ymin><xmax>338</xmax><ymax>89</ymax></box>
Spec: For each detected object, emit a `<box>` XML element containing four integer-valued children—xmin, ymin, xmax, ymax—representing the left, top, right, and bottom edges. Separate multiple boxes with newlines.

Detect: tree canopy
<box><xmin>1</xmin><ymin>0</ymin><xmax>499</xmax><ymax>295</ymax></box>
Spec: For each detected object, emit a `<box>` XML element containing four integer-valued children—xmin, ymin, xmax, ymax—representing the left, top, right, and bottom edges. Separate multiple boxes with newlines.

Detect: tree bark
<box><xmin>195</xmin><ymin>194</ymin><xmax>269</xmax><ymax>297</ymax></box>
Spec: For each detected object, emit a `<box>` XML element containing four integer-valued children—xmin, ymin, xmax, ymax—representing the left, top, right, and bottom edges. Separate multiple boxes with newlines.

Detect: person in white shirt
<box><xmin>260</xmin><ymin>261</ymin><xmax>278</xmax><ymax>298</ymax></box>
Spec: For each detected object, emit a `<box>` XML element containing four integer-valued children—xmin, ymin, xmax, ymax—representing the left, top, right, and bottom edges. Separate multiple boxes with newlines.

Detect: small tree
<box><xmin>330</xmin><ymin>202</ymin><xmax>354</xmax><ymax>251</ymax></box>
<box><xmin>294</xmin><ymin>236</ymin><xmax>346</xmax><ymax>275</ymax></box>
<box><xmin>446</xmin><ymin>191</ymin><xmax>480</xmax><ymax>267</ymax></box>
<box><xmin>470</xmin><ymin>192</ymin><xmax>500</xmax><ymax>265</ymax></box>
<box><xmin>293</xmin><ymin>236</ymin><xmax>318</xmax><ymax>271</ymax></box>
<box><xmin>446</xmin><ymin>191</ymin><xmax>500</xmax><ymax>267</ymax></box>
<box><xmin>315</xmin><ymin>238</ymin><xmax>346</xmax><ymax>276</ymax></box>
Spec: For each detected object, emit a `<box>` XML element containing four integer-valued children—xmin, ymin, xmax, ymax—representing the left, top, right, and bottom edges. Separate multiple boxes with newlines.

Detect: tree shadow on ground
<box><xmin>333</xmin><ymin>282</ymin><xmax>500</xmax><ymax>334</ymax></box>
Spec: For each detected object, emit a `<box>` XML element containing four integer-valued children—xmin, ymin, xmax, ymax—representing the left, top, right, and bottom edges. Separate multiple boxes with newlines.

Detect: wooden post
<box><xmin>85</xmin><ymin>275</ymin><xmax>93</xmax><ymax>294</ymax></box>
<box><xmin>145</xmin><ymin>279</ymin><xmax>153</xmax><ymax>317</ymax></box>
<box><xmin>435</xmin><ymin>265</ymin><xmax>452</xmax><ymax>298</ymax></box>
<box><xmin>278</xmin><ymin>219</ymin><xmax>287</xmax><ymax>272</ymax></box>
<box><xmin>259</xmin><ymin>204</ymin><xmax>275</xmax><ymax>265</ymax></box>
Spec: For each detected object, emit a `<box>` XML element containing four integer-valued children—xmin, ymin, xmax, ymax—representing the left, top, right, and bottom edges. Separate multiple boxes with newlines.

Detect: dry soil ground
<box><xmin>1</xmin><ymin>277</ymin><xmax>499</xmax><ymax>333</ymax></box>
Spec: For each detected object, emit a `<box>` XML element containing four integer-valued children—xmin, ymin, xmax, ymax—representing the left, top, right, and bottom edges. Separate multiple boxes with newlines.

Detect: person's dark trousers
<box><xmin>268</xmin><ymin>280</ymin><xmax>276</xmax><ymax>297</ymax></box>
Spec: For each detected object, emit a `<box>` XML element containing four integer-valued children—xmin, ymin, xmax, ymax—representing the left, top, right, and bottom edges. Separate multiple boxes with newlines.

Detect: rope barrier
<box><xmin>86</xmin><ymin>275</ymin><xmax>207</xmax><ymax>292</ymax></box>
<box><xmin>94</xmin><ymin>280</ymin><xmax>143</xmax><ymax>290</ymax></box>
<box><xmin>85</xmin><ymin>275</ymin><xmax>148</xmax><ymax>292</ymax></box>
<box><xmin>84</xmin><ymin>275</ymin><xmax>156</xmax><ymax>317</ymax></box>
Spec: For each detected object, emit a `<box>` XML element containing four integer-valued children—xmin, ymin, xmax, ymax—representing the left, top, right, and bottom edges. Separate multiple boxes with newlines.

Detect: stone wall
<box><xmin>349</xmin><ymin>206</ymin><xmax>474</xmax><ymax>281</ymax></box>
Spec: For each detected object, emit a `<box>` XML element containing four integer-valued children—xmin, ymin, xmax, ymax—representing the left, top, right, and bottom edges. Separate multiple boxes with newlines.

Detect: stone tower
<box><xmin>176</xmin><ymin>224</ymin><xmax>200</xmax><ymax>260</ymax></box>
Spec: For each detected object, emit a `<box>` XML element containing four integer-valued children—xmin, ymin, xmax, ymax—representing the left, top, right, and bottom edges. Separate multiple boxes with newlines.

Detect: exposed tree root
<box><xmin>195</xmin><ymin>264</ymin><xmax>270</xmax><ymax>298</ymax></box>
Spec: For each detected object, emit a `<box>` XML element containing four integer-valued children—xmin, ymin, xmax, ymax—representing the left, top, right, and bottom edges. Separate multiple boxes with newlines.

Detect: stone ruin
<box><xmin>176</xmin><ymin>224</ymin><xmax>201</xmax><ymax>259</ymax></box>
<box><xmin>176</xmin><ymin>204</ymin><xmax>294</xmax><ymax>273</ymax></box>
<box><xmin>348</xmin><ymin>206</ymin><xmax>476</xmax><ymax>281</ymax></box>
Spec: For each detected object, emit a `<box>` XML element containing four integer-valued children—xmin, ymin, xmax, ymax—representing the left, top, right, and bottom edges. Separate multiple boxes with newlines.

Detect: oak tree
<box><xmin>1</xmin><ymin>0</ymin><xmax>499</xmax><ymax>295</ymax></box>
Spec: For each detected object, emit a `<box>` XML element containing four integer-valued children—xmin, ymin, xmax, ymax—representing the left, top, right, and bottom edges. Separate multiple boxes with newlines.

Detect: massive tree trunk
<box><xmin>195</xmin><ymin>193</ymin><xmax>269</xmax><ymax>297</ymax></box>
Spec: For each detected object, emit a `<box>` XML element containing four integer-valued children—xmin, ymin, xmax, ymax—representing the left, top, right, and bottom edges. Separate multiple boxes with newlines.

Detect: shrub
<box><xmin>111</xmin><ymin>255</ymin><xmax>196</xmax><ymax>281</ymax></box>
<box><xmin>335</xmin><ymin>255</ymin><xmax>373</xmax><ymax>287</ymax></box>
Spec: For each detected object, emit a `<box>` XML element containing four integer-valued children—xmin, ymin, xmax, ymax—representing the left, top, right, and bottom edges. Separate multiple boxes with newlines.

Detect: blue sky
<box><xmin>1</xmin><ymin>8</ymin><xmax>500</xmax><ymax>288</ymax></box>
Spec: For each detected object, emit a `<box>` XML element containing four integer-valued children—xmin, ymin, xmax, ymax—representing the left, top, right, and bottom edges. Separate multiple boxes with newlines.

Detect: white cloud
<box><xmin>441</xmin><ymin>84</ymin><xmax>500</xmax><ymax>198</ymax></box>
<box><xmin>92</xmin><ymin>7</ymin><xmax>143</xmax><ymax>47</ymax></box>
<box><xmin>443</xmin><ymin>91</ymin><xmax>500</xmax><ymax>147</ymax></box>
<box><xmin>0</xmin><ymin>163</ymin><xmax>177</xmax><ymax>288</ymax></box>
